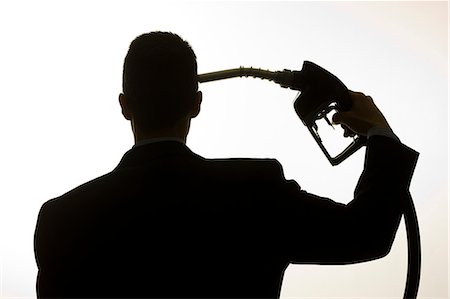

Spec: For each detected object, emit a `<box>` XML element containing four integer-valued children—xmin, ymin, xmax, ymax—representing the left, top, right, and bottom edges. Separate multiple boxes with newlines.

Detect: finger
<box><xmin>332</xmin><ymin>111</ymin><xmax>350</xmax><ymax>125</ymax></box>
<box><xmin>342</xmin><ymin>125</ymin><xmax>356</xmax><ymax>137</ymax></box>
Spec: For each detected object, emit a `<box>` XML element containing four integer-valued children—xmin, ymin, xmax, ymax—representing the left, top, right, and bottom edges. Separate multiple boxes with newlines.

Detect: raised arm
<box><xmin>280</xmin><ymin>91</ymin><xmax>419</xmax><ymax>264</ymax></box>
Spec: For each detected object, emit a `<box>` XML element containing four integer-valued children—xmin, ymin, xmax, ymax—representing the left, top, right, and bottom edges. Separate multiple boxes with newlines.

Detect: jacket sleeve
<box><xmin>34</xmin><ymin>200</ymin><xmax>68</xmax><ymax>298</ymax></box>
<box><xmin>280</xmin><ymin>135</ymin><xmax>419</xmax><ymax>264</ymax></box>
<box><xmin>35</xmin><ymin>202</ymin><xmax>51</xmax><ymax>297</ymax></box>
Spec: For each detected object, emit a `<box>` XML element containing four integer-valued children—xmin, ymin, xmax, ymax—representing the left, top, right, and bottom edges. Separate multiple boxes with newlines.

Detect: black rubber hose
<box><xmin>403</xmin><ymin>192</ymin><xmax>421</xmax><ymax>299</ymax></box>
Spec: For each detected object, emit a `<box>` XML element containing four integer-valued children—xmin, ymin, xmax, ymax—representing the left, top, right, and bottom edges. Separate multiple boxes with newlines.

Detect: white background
<box><xmin>0</xmin><ymin>1</ymin><xmax>448</xmax><ymax>298</ymax></box>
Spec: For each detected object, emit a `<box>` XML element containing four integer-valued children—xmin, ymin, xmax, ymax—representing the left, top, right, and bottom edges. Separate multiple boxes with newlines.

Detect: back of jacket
<box><xmin>34</xmin><ymin>138</ymin><xmax>418</xmax><ymax>298</ymax></box>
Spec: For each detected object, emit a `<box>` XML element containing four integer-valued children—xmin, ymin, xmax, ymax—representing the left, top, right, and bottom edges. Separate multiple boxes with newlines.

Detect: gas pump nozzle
<box><xmin>290</xmin><ymin>61</ymin><xmax>367</xmax><ymax>165</ymax></box>
<box><xmin>198</xmin><ymin>61</ymin><xmax>367</xmax><ymax>165</ymax></box>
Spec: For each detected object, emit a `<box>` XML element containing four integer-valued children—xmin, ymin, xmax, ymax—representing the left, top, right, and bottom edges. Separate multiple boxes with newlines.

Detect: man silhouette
<box><xmin>34</xmin><ymin>31</ymin><xmax>418</xmax><ymax>298</ymax></box>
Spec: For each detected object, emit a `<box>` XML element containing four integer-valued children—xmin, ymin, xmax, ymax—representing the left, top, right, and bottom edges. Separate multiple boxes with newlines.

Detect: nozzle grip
<box><xmin>294</xmin><ymin>61</ymin><xmax>367</xmax><ymax>165</ymax></box>
<box><xmin>294</xmin><ymin>61</ymin><xmax>352</xmax><ymax>125</ymax></box>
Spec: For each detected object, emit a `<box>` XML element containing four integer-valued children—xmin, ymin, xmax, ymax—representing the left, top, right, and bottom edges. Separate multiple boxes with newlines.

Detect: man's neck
<box><xmin>133</xmin><ymin>136</ymin><xmax>186</xmax><ymax>148</ymax></box>
<box><xmin>132</xmin><ymin>120</ymin><xmax>190</xmax><ymax>145</ymax></box>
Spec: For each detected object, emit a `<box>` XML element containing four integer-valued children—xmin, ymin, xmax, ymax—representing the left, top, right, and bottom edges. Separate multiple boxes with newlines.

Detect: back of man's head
<box><xmin>122</xmin><ymin>31</ymin><xmax>198</xmax><ymax>130</ymax></box>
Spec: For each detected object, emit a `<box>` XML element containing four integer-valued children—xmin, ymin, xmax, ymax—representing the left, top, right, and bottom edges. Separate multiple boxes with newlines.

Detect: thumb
<box><xmin>332</xmin><ymin>111</ymin><xmax>352</xmax><ymax>126</ymax></box>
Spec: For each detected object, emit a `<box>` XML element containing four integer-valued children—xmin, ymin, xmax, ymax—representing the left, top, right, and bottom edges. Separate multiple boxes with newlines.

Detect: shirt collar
<box><xmin>133</xmin><ymin>137</ymin><xmax>186</xmax><ymax>148</ymax></box>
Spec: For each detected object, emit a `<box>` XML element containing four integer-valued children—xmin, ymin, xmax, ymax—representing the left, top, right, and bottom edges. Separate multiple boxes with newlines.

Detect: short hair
<box><xmin>122</xmin><ymin>31</ymin><xmax>198</xmax><ymax>129</ymax></box>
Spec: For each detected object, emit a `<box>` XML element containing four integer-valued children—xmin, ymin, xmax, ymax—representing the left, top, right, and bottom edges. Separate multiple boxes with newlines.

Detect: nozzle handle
<box><xmin>294</xmin><ymin>61</ymin><xmax>367</xmax><ymax>165</ymax></box>
<box><xmin>294</xmin><ymin>61</ymin><xmax>352</xmax><ymax>125</ymax></box>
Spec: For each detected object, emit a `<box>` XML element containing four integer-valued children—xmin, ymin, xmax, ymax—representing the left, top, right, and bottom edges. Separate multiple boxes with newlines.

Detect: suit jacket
<box><xmin>34</xmin><ymin>136</ymin><xmax>418</xmax><ymax>298</ymax></box>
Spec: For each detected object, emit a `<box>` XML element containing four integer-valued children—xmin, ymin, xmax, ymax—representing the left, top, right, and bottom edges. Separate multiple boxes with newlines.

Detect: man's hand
<box><xmin>332</xmin><ymin>91</ymin><xmax>391</xmax><ymax>137</ymax></box>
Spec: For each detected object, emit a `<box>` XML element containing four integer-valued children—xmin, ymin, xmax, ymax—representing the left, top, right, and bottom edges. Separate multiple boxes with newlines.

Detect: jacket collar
<box><xmin>114</xmin><ymin>141</ymin><xmax>197</xmax><ymax>170</ymax></box>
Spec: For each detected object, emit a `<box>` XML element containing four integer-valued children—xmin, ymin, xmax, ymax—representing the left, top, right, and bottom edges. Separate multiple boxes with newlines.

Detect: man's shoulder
<box><xmin>201</xmin><ymin>157</ymin><xmax>285</xmax><ymax>180</ymax></box>
<box><xmin>39</xmin><ymin>151</ymin><xmax>287</xmax><ymax>214</ymax></box>
<box><xmin>40</xmin><ymin>171</ymin><xmax>117</xmax><ymax>212</ymax></box>
<box><xmin>204</xmin><ymin>156</ymin><xmax>281</xmax><ymax>166</ymax></box>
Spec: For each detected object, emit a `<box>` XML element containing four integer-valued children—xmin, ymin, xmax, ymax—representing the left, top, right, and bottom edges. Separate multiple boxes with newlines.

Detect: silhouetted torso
<box><xmin>35</xmin><ymin>137</ymin><xmax>418</xmax><ymax>298</ymax></box>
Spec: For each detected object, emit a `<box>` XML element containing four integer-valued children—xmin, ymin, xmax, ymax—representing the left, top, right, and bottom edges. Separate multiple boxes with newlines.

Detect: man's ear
<box><xmin>190</xmin><ymin>91</ymin><xmax>202</xmax><ymax>118</ymax></box>
<box><xmin>119</xmin><ymin>93</ymin><xmax>132</xmax><ymax>120</ymax></box>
